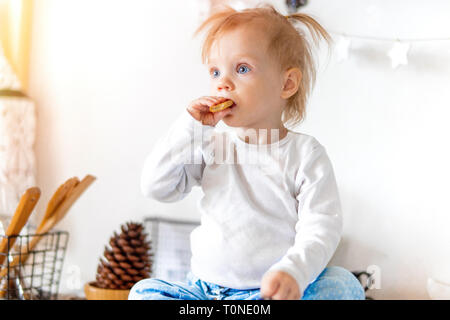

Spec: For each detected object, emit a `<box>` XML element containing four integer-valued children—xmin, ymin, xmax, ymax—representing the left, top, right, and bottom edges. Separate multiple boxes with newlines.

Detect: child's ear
<box><xmin>281</xmin><ymin>68</ymin><xmax>302</xmax><ymax>99</ymax></box>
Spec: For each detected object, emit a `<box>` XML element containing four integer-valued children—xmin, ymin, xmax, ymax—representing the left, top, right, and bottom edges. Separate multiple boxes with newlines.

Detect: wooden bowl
<box><xmin>84</xmin><ymin>281</ymin><xmax>130</xmax><ymax>300</ymax></box>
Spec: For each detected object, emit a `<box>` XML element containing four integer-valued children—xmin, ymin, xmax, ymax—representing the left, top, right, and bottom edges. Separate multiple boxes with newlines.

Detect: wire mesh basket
<box><xmin>143</xmin><ymin>217</ymin><xmax>199</xmax><ymax>283</ymax></box>
<box><xmin>0</xmin><ymin>217</ymin><xmax>69</xmax><ymax>300</ymax></box>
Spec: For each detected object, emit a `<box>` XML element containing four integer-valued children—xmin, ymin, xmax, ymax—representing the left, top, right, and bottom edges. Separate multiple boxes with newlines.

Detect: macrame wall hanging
<box><xmin>0</xmin><ymin>45</ymin><xmax>36</xmax><ymax>216</ymax></box>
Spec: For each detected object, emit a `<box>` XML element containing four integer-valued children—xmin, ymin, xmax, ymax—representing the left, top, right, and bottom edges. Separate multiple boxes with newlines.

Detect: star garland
<box><xmin>329</xmin><ymin>32</ymin><xmax>450</xmax><ymax>69</ymax></box>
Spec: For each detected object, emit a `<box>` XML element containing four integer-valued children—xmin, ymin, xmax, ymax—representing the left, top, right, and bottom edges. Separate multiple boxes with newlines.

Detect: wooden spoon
<box><xmin>0</xmin><ymin>187</ymin><xmax>41</xmax><ymax>266</ymax></box>
<box><xmin>38</xmin><ymin>174</ymin><xmax>95</xmax><ymax>234</ymax></box>
<box><xmin>0</xmin><ymin>175</ymin><xmax>96</xmax><ymax>278</ymax></box>
<box><xmin>37</xmin><ymin>177</ymin><xmax>79</xmax><ymax>231</ymax></box>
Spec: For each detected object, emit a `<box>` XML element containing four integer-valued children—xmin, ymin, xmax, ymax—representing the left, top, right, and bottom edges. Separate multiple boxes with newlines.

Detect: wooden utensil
<box><xmin>0</xmin><ymin>175</ymin><xmax>96</xmax><ymax>278</ymax></box>
<box><xmin>38</xmin><ymin>174</ymin><xmax>95</xmax><ymax>234</ymax></box>
<box><xmin>0</xmin><ymin>187</ymin><xmax>41</xmax><ymax>266</ymax></box>
<box><xmin>37</xmin><ymin>177</ymin><xmax>79</xmax><ymax>231</ymax></box>
<box><xmin>0</xmin><ymin>178</ymin><xmax>79</xmax><ymax>298</ymax></box>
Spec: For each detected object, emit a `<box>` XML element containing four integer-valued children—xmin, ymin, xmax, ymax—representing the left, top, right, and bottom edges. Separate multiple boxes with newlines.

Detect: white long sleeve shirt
<box><xmin>141</xmin><ymin>110</ymin><xmax>343</xmax><ymax>297</ymax></box>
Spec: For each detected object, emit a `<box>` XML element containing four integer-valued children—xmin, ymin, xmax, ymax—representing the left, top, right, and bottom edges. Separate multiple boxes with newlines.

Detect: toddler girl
<box><xmin>130</xmin><ymin>4</ymin><xmax>365</xmax><ymax>300</ymax></box>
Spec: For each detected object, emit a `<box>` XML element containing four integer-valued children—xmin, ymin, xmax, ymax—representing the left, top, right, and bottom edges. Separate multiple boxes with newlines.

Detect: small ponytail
<box><xmin>286</xmin><ymin>13</ymin><xmax>332</xmax><ymax>48</ymax></box>
<box><xmin>280</xmin><ymin>12</ymin><xmax>333</xmax><ymax>127</ymax></box>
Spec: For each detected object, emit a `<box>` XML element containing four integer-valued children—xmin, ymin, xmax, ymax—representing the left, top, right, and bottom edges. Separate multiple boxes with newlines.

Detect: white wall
<box><xmin>303</xmin><ymin>0</ymin><xmax>450</xmax><ymax>299</ymax></box>
<box><xmin>28</xmin><ymin>0</ymin><xmax>450</xmax><ymax>299</ymax></box>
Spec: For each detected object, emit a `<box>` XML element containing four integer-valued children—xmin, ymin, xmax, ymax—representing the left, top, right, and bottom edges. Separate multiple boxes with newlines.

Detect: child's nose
<box><xmin>217</xmin><ymin>78</ymin><xmax>234</xmax><ymax>91</ymax></box>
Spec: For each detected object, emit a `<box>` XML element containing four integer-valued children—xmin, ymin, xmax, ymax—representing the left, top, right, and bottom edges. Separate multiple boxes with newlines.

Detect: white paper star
<box><xmin>387</xmin><ymin>41</ymin><xmax>410</xmax><ymax>69</ymax></box>
<box><xmin>335</xmin><ymin>36</ymin><xmax>351</xmax><ymax>63</ymax></box>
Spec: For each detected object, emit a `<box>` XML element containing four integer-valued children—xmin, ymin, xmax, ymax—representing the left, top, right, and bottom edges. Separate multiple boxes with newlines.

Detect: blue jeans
<box><xmin>128</xmin><ymin>266</ymin><xmax>365</xmax><ymax>300</ymax></box>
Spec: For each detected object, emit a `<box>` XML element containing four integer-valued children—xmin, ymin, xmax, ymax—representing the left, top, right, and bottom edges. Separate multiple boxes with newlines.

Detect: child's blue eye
<box><xmin>238</xmin><ymin>65</ymin><xmax>250</xmax><ymax>74</ymax></box>
<box><xmin>212</xmin><ymin>69</ymin><xmax>220</xmax><ymax>78</ymax></box>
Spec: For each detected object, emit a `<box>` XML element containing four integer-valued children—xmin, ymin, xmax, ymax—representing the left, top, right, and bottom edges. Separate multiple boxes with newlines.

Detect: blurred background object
<box><xmin>285</xmin><ymin>0</ymin><xmax>308</xmax><ymax>14</ymax></box>
<box><xmin>427</xmin><ymin>277</ymin><xmax>450</xmax><ymax>300</ymax></box>
<box><xmin>0</xmin><ymin>47</ymin><xmax>36</xmax><ymax>217</ymax></box>
<box><xmin>0</xmin><ymin>0</ymin><xmax>33</xmax><ymax>91</ymax></box>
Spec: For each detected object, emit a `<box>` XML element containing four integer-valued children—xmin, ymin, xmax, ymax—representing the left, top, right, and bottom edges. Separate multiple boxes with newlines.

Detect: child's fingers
<box><xmin>192</xmin><ymin>100</ymin><xmax>230</xmax><ymax>117</ymax></box>
<box><xmin>272</xmin><ymin>284</ymin><xmax>290</xmax><ymax>300</ymax></box>
<box><xmin>191</xmin><ymin>96</ymin><xmax>230</xmax><ymax>110</ymax></box>
<box><xmin>203</xmin><ymin>96</ymin><xmax>227</xmax><ymax>104</ymax></box>
<box><xmin>192</xmin><ymin>97</ymin><xmax>214</xmax><ymax>109</ymax></box>
<box><xmin>289</xmin><ymin>288</ymin><xmax>301</xmax><ymax>300</ymax></box>
<box><xmin>201</xmin><ymin>96</ymin><xmax>217</xmax><ymax>104</ymax></box>
<box><xmin>189</xmin><ymin>96</ymin><xmax>213</xmax><ymax>107</ymax></box>
<box><xmin>187</xmin><ymin>101</ymin><xmax>211</xmax><ymax>118</ymax></box>
<box><xmin>212</xmin><ymin>96</ymin><xmax>229</xmax><ymax>103</ymax></box>
<box><xmin>261</xmin><ymin>275</ymin><xmax>280</xmax><ymax>299</ymax></box>
<box><xmin>190</xmin><ymin>104</ymin><xmax>210</xmax><ymax>113</ymax></box>
<box><xmin>203</xmin><ymin>96</ymin><xmax>229</xmax><ymax>109</ymax></box>
<box><xmin>272</xmin><ymin>275</ymin><xmax>297</xmax><ymax>300</ymax></box>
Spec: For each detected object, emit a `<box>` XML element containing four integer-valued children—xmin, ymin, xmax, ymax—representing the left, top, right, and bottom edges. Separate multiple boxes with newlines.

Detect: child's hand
<box><xmin>261</xmin><ymin>270</ymin><xmax>300</xmax><ymax>300</ymax></box>
<box><xmin>187</xmin><ymin>96</ymin><xmax>233</xmax><ymax>127</ymax></box>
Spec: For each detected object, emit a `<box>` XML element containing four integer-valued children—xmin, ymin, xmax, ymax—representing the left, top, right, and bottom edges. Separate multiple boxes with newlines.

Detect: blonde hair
<box><xmin>193</xmin><ymin>3</ymin><xmax>332</xmax><ymax>128</ymax></box>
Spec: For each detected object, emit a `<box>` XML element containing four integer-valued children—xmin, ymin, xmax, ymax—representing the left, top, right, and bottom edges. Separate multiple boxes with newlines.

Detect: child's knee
<box><xmin>302</xmin><ymin>266</ymin><xmax>365</xmax><ymax>300</ymax></box>
<box><xmin>322</xmin><ymin>266</ymin><xmax>365</xmax><ymax>300</ymax></box>
<box><xmin>128</xmin><ymin>278</ymin><xmax>161</xmax><ymax>300</ymax></box>
<box><xmin>324</xmin><ymin>266</ymin><xmax>354</xmax><ymax>279</ymax></box>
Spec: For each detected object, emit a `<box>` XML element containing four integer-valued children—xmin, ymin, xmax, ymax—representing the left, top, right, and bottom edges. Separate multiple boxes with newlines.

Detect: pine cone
<box><xmin>95</xmin><ymin>222</ymin><xmax>152</xmax><ymax>290</ymax></box>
